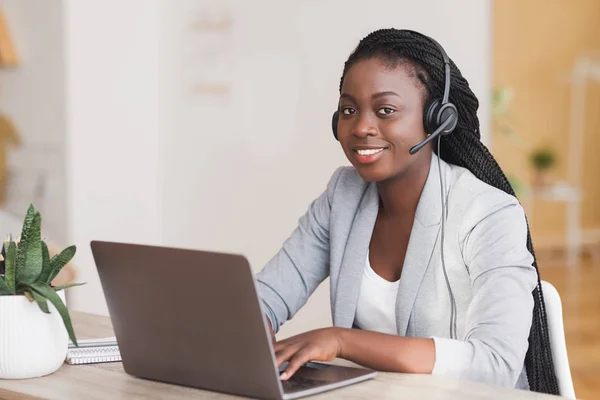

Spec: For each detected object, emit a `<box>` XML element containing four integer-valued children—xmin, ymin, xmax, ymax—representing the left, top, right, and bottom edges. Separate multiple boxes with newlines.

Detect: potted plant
<box><xmin>529</xmin><ymin>147</ymin><xmax>557</xmax><ymax>187</ymax></box>
<box><xmin>0</xmin><ymin>204</ymin><xmax>84</xmax><ymax>379</ymax></box>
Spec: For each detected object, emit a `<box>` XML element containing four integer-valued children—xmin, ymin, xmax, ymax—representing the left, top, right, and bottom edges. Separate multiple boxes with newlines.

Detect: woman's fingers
<box><xmin>272</xmin><ymin>329</ymin><xmax>341</xmax><ymax>380</ymax></box>
<box><xmin>280</xmin><ymin>347</ymin><xmax>313</xmax><ymax>381</ymax></box>
<box><xmin>275</xmin><ymin>342</ymin><xmax>301</xmax><ymax>368</ymax></box>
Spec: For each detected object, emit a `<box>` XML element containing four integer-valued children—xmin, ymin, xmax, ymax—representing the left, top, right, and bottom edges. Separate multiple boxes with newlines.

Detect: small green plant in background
<box><xmin>0</xmin><ymin>204</ymin><xmax>84</xmax><ymax>346</ymax></box>
<box><xmin>530</xmin><ymin>147</ymin><xmax>557</xmax><ymax>171</ymax></box>
<box><xmin>492</xmin><ymin>86</ymin><xmax>532</xmax><ymax>151</ymax></box>
<box><xmin>492</xmin><ymin>86</ymin><xmax>515</xmax><ymax>136</ymax></box>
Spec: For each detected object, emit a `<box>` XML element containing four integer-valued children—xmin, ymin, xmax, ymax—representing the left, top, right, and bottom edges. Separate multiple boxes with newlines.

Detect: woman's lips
<box><xmin>353</xmin><ymin>147</ymin><xmax>387</xmax><ymax>164</ymax></box>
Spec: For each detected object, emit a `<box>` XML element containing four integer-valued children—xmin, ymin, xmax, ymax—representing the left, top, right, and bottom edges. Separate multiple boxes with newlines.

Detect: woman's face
<box><xmin>337</xmin><ymin>57</ymin><xmax>431</xmax><ymax>182</ymax></box>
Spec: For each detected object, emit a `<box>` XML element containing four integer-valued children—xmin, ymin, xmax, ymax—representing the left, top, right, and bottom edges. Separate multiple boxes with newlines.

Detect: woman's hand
<box><xmin>274</xmin><ymin>328</ymin><xmax>343</xmax><ymax>380</ymax></box>
<box><xmin>274</xmin><ymin>327</ymin><xmax>435</xmax><ymax>380</ymax></box>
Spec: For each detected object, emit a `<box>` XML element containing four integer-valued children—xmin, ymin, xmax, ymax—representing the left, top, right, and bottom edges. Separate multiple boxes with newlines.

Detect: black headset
<box><xmin>331</xmin><ymin>30</ymin><xmax>458</xmax><ymax>155</ymax></box>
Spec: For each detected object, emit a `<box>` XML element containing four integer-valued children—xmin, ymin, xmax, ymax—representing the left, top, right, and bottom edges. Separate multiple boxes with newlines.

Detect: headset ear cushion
<box><xmin>438</xmin><ymin>103</ymin><xmax>458</xmax><ymax>135</ymax></box>
<box><xmin>424</xmin><ymin>98</ymin><xmax>442</xmax><ymax>134</ymax></box>
<box><xmin>332</xmin><ymin>111</ymin><xmax>339</xmax><ymax>140</ymax></box>
<box><xmin>425</xmin><ymin>99</ymin><xmax>458</xmax><ymax>136</ymax></box>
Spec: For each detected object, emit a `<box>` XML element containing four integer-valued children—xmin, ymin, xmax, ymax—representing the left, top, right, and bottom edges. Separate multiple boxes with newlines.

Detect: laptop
<box><xmin>90</xmin><ymin>240</ymin><xmax>377</xmax><ymax>400</ymax></box>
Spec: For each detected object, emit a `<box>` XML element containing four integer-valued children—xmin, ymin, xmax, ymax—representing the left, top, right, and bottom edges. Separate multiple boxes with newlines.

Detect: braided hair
<box><xmin>339</xmin><ymin>28</ymin><xmax>559</xmax><ymax>395</ymax></box>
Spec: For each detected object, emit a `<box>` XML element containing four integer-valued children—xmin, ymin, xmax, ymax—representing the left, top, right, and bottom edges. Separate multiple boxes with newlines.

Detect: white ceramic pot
<box><xmin>0</xmin><ymin>290</ymin><xmax>68</xmax><ymax>379</ymax></box>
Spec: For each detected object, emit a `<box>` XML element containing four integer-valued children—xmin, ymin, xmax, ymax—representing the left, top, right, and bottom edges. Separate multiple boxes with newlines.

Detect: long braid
<box><xmin>340</xmin><ymin>28</ymin><xmax>559</xmax><ymax>395</ymax></box>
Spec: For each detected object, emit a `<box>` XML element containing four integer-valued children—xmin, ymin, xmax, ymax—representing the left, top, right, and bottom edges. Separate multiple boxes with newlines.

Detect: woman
<box><xmin>255</xmin><ymin>28</ymin><xmax>558</xmax><ymax>395</ymax></box>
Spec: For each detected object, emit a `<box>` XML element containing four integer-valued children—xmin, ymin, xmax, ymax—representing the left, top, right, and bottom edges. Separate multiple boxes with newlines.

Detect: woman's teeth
<box><xmin>356</xmin><ymin>148</ymin><xmax>384</xmax><ymax>156</ymax></box>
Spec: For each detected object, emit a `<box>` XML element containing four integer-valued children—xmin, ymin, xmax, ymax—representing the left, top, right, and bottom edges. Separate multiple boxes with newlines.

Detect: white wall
<box><xmin>64</xmin><ymin>0</ymin><xmax>162</xmax><ymax>315</ymax></box>
<box><xmin>0</xmin><ymin>0</ymin><xmax>66</xmax><ymax>242</ymax></box>
<box><xmin>159</xmin><ymin>0</ymin><xmax>492</xmax><ymax>338</ymax></box>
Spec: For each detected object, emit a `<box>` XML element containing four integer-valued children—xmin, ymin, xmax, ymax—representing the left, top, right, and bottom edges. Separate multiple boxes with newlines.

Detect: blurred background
<box><xmin>0</xmin><ymin>0</ymin><xmax>597</xmax><ymax>397</ymax></box>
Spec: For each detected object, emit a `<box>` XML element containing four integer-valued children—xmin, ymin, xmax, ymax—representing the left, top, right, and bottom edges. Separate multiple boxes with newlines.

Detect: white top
<box><xmin>354</xmin><ymin>252</ymin><xmax>400</xmax><ymax>335</ymax></box>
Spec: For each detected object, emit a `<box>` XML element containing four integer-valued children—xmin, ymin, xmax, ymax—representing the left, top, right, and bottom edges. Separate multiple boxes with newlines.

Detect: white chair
<box><xmin>541</xmin><ymin>280</ymin><xmax>576</xmax><ymax>399</ymax></box>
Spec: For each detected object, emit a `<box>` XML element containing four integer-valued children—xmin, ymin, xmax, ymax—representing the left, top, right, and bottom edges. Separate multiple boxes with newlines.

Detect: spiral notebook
<box><xmin>65</xmin><ymin>336</ymin><xmax>122</xmax><ymax>365</ymax></box>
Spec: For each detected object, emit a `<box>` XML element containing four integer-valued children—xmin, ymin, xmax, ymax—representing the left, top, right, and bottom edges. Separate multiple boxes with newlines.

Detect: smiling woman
<box><xmin>255</xmin><ymin>28</ymin><xmax>559</xmax><ymax>396</ymax></box>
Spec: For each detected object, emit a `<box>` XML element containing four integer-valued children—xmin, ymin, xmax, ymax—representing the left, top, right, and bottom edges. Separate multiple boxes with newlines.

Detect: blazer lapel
<box><xmin>395</xmin><ymin>220</ymin><xmax>441</xmax><ymax>336</ymax></box>
<box><xmin>332</xmin><ymin>182</ymin><xmax>379</xmax><ymax>328</ymax></box>
<box><xmin>395</xmin><ymin>153</ymin><xmax>448</xmax><ymax>336</ymax></box>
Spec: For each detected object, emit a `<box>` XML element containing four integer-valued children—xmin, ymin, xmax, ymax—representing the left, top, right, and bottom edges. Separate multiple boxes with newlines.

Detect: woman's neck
<box><xmin>376</xmin><ymin>151</ymin><xmax>432</xmax><ymax>219</ymax></box>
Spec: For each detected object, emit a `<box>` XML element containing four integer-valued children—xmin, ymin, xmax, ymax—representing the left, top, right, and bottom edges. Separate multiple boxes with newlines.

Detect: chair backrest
<box><xmin>541</xmin><ymin>280</ymin><xmax>576</xmax><ymax>399</ymax></box>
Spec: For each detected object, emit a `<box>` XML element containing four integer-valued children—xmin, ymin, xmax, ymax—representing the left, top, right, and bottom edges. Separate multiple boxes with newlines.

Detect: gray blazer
<box><xmin>256</xmin><ymin>152</ymin><xmax>537</xmax><ymax>390</ymax></box>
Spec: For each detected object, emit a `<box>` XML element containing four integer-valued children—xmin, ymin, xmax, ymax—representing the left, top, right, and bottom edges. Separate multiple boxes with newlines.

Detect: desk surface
<box><xmin>0</xmin><ymin>312</ymin><xmax>563</xmax><ymax>400</ymax></box>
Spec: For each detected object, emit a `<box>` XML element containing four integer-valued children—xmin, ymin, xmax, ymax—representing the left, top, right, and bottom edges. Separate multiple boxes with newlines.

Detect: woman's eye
<box><xmin>378</xmin><ymin>107</ymin><xmax>395</xmax><ymax>115</ymax></box>
<box><xmin>342</xmin><ymin>107</ymin><xmax>356</xmax><ymax>115</ymax></box>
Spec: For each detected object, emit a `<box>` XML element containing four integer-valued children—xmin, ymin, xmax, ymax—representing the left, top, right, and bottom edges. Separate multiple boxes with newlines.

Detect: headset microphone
<box><xmin>409</xmin><ymin>116</ymin><xmax>455</xmax><ymax>155</ymax></box>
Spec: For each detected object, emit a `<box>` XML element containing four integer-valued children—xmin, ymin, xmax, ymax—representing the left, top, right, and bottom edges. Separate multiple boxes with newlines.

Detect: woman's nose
<box><xmin>352</xmin><ymin>114</ymin><xmax>377</xmax><ymax>138</ymax></box>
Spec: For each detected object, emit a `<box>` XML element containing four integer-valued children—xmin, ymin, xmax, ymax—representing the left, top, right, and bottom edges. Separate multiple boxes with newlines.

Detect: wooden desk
<box><xmin>0</xmin><ymin>312</ymin><xmax>563</xmax><ymax>400</ymax></box>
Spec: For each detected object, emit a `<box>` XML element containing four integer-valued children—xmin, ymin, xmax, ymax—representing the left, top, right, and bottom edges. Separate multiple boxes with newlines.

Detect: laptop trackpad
<box><xmin>280</xmin><ymin>362</ymin><xmax>365</xmax><ymax>394</ymax></box>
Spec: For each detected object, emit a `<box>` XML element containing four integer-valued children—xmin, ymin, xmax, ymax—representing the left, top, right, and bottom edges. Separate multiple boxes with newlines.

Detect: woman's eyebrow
<box><xmin>371</xmin><ymin>91</ymin><xmax>401</xmax><ymax>100</ymax></box>
<box><xmin>339</xmin><ymin>93</ymin><xmax>356</xmax><ymax>102</ymax></box>
<box><xmin>339</xmin><ymin>91</ymin><xmax>402</xmax><ymax>102</ymax></box>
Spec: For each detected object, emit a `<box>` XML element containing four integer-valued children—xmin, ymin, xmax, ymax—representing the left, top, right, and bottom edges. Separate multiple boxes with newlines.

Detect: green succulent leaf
<box><xmin>4</xmin><ymin>240</ymin><xmax>16</xmax><ymax>293</ymax></box>
<box><xmin>52</xmin><ymin>282</ymin><xmax>86</xmax><ymax>291</ymax></box>
<box><xmin>23</xmin><ymin>290</ymin><xmax>35</xmax><ymax>302</ymax></box>
<box><xmin>37</xmin><ymin>241</ymin><xmax>52</xmax><ymax>283</ymax></box>
<box><xmin>15</xmin><ymin>205</ymin><xmax>36</xmax><ymax>271</ymax></box>
<box><xmin>0</xmin><ymin>276</ymin><xmax>12</xmax><ymax>295</ymax></box>
<box><xmin>47</xmin><ymin>245</ymin><xmax>76</xmax><ymax>284</ymax></box>
<box><xmin>16</xmin><ymin>208</ymin><xmax>43</xmax><ymax>283</ymax></box>
<box><xmin>26</xmin><ymin>282</ymin><xmax>78</xmax><ymax>347</ymax></box>
<box><xmin>31</xmin><ymin>290</ymin><xmax>50</xmax><ymax>313</ymax></box>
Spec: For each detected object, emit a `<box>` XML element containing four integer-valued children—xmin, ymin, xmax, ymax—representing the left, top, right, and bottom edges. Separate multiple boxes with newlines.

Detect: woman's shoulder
<box><xmin>450</xmin><ymin>164</ymin><xmax>517</xmax><ymax>202</ymax></box>
<box><xmin>448</xmin><ymin>165</ymin><xmax>525</xmax><ymax>229</ymax></box>
<box><xmin>447</xmin><ymin>164</ymin><xmax>535</xmax><ymax>277</ymax></box>
<box><xmin>448</xmin><ymin>164</ymin><xmax>525</xmax><ymax>230</ymax></box>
